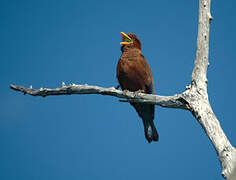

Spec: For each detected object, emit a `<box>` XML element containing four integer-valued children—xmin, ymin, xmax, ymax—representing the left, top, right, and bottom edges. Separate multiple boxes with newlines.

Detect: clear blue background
<box><xmin>1</xmin><ymin>0</ymin><xmax>236</xmax><ymax>179</ymax></box>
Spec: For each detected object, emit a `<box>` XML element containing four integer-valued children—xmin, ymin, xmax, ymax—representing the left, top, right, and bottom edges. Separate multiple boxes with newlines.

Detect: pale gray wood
<box><xmin>9</xmin><ymin>0</ymin><xmax>236</xmax><ymax>179</ymax></box>
<box><xmin>187</xmin><ymin>0</ymin><xmax>236</xmax><ymax>179</ymax></box>
<box><xmin>10</xmin><ymin>84</ymin><xmax>188</xmax><ymax>109</ymax></box>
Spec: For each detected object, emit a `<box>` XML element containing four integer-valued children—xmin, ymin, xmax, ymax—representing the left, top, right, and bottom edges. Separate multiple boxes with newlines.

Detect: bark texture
<box><xmin>9</xmin><ymin>0</ymin><xmax>236</xmax><ymax>179</ymax></box>
<box><xmin>10</xmin><ymin>84</ymin><xmax>188</xmax><ymax>109</ymax></box>
<box><xmin>187</xmin><ymin>0</ymin><xmax>236</xmax><ymax>178</ymax></box>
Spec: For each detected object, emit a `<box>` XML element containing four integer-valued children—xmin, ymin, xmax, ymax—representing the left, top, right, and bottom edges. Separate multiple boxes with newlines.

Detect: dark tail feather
<box><xmin>144</xmin><ymin>121</ymin><xmax>159</xmax><ymax>143</ymax></box>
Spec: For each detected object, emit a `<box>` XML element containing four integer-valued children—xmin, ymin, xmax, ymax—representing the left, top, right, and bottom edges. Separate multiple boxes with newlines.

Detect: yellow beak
<box><xmin>120</xmin><ymin>32</ymin><xmax>132</xmax><ymax>45</ymax></box>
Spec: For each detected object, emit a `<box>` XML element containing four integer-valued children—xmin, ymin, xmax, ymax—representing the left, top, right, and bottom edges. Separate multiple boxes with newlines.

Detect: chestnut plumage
<box><xmin>117</xmin><ymin>33</ymin><xmax>158</xmax><ymax>143</ymax></box>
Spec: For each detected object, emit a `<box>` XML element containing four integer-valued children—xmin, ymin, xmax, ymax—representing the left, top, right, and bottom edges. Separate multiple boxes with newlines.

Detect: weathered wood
<box><xmin>10</xmin><ymin>84</ymin><xmax>188</xmax><ymax>109</ymax></box>
<box><xmin>9</xmin><ymin>0</ymin><xmax>236</xmax><ymax>179</ymax></box>
<box><xmin>188</xmin><ymin>0</ymin><xmax>236</xmax><ymax>179</ymax></box>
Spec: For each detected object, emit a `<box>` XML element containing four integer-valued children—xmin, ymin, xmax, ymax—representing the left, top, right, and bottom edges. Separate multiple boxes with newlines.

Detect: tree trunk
<box><xmin>9</xmin><ymin>0</ymin><xmax>236</xmax><ymax>179</ymax></box>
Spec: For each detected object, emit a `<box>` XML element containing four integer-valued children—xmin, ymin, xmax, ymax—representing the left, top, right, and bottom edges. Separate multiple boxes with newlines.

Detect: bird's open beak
<box><xmin>120</xmin><ymin>32</ymin><xmax>132</xmax><ymax>45</ymax></box>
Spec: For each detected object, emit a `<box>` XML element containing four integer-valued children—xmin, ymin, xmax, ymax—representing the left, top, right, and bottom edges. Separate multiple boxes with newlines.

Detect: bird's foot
<box><xmin>134</xmin><ymin>89</ymin><xmax>145</xmax><ymax>95</ymax></box>
<box><xmin>122</xmin><ymin>89</ymin><xmax>129</xmax><ymax>94</ymax></box>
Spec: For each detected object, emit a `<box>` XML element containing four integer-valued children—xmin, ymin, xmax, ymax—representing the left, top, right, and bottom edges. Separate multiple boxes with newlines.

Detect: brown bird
<box><xmin>116</xmin><ymin>32</ymin><xmax>158</xmax><ymax>143</ymax></box>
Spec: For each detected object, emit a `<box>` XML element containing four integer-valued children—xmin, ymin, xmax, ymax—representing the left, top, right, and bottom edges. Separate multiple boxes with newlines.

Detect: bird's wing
<box><xmin>139</xmin><ymin>54</ymin><xmax>155</xmax><ymax>94</ymax></box>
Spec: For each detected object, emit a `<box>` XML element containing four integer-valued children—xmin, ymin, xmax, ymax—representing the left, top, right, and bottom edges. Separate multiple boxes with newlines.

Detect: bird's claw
<box><xmin>122</xmin><ymin>89</ymin><xmax>129</xmax><ymax>94</ymax></box>
<box><xmin>134</xmin><ymin>89</ymin><xmax>145</xmax><ymax>95</ymax></box>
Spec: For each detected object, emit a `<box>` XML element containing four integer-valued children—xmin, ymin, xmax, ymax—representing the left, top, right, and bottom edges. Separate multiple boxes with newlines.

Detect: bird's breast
<box><xmin>117</xmin><ymin>54</ymin><xmax>151</xmax><ymax>92</ymax></box>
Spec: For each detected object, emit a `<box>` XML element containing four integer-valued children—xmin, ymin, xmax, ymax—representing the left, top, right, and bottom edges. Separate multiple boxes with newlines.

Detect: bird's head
<box><xmin>120</xmin><ymin>32</ymin><xmax>141</xmax><ymax>51</ymax></box>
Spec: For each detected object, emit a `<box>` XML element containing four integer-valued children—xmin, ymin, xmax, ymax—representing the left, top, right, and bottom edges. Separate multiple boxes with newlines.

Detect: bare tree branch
<box><xmin>192</xmin><ymin>0</ymin><xmax>212</xmax><ymax>90</ymax></box>
<box><xmin>10</xmin><ymin>84</ymin><xmax>188</xmax><ymax>109</ymax></box>
<box><xmin>186</xmin><ymin>0</ymin><xmax>236</xmax><ymax>179</ymax></box>
<box><xmin>9</xmin><ymin>0</ymin><xmax>236</xmax><ymax>179</ymax></box>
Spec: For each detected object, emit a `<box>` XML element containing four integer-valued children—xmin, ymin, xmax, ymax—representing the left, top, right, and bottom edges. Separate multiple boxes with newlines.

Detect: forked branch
<box><xmin>9</xmin><ymin>0</ymin><xmax>236</xmax><ymax>179</ymax></box>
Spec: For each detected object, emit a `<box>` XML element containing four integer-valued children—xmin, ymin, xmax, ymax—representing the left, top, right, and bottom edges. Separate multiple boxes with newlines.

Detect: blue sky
<box><xmin>1</xmin><ymin>0</ymin><xmax>236</xmax><ymax>179</ymax></box>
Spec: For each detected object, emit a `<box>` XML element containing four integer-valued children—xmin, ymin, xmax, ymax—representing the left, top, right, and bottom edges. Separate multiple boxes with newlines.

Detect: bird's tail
<box><xmin>143</xmin><ymin>120</ymin><xmax>159</xmax><ymax>143</ymax></box>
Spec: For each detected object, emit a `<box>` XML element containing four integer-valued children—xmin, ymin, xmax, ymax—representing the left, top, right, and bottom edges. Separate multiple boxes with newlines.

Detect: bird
<box><xmin>116</xmin><ymin>32</ymin><xmax>159</xmax><ymax>143</ymax></box>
